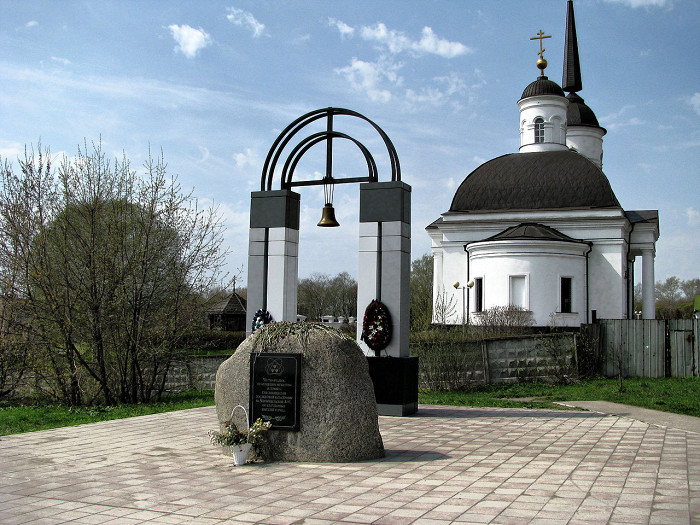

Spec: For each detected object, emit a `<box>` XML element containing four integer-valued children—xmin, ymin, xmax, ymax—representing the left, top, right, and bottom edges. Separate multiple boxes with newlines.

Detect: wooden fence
<box><xmin>583</xmin><ymin>319</ymin><xmax>699</xmax><ymax>378</ymax></box>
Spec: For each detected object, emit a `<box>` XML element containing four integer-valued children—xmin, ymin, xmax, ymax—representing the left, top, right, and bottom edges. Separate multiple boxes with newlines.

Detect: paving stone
<box><xmin>0</xmin><ymin>404</ymin><xmax>698</xmax><ymax>524</ymax></box>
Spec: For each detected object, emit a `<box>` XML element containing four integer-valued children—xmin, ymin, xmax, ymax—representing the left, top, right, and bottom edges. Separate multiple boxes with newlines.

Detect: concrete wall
<box><xmin>483</xmin><ymin>333</ymin><xmax>577</xmax><ymax>384</ymax></box>
<box><xmin>163</xmin><ymin>334</ymin><xmax>577</xmax><ymax>394</ymax></box>
<box><xmin>163</xmin><ymin>355</ymin><xmax>230</xmax><ymax>393</ymax></box>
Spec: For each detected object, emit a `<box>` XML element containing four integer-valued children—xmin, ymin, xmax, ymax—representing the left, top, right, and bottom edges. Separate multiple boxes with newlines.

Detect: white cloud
<box><xmin>406</xmin><ymin>87</ymin><xmax>445</xmax><ymax>105</ymax></box>
<box><xmin>685</xmin><ymin>207</ymin><xmax>700</xmax><ymax>227</ymax></box>
<box><xmin>0</xmin><ymin>140</ymin><xmax>25</xmax><ymax>161</ymax></box>
<box><xmin>405</xmin><ymin>74</ymin><xmax>466</xmax><ymax>106</ymax></box>
<box><xmin>168</xmin><ymin>24</ymin><xmax>212</xmax><ymax>58</ymax></box>
<box><xmin>328</xmin><ymin>18</ymin><xmax>354</xmax><ymax>39</ymax></box>
<box><xmin>689</xmin><ymin>93</ymin><xmax>700</xmax><ymax>116</ymax></box>
<box><xmin>360</xmin><ymin>23</ymin><xmax>411</xmax><ymax>54</ymax></box>
<box><xmin>331</xmin><ymin>22</ymin><xmax>472</xmax><ymax>105</ymax></box>
<box><xmin>335</xmin><ymin>58</ymin><xmax>398</xmax><ymax>103</ymax></box>
<box><xmin>435</xmin><ymin>72</ymin><xmax>468</xmax><ymax>96</ymax></box>
<box><xmin>25</xmin><ymin>20</ymin><xmax>38</xmax><ymax>29</ymax></box>
<box><xmin>358</xmin><ymin>23</ymin><xmax>471</xmax><ymax>58</ymax></box>
<box><xmin>601</xmin><ymin>0</ymin><xmax>671</xmax><ymax>7</ymax></box>
<box><xmin>600</xmin><ymin>105</ymin><xmax>645</xmax><ymax>130</ymax></box>
<box><xmin>226</xmin><ymin>7</ymin><xmax>265</xmax><ymax>38</ymax></box>
<box><xmin>413</xmin><ymin>27</ymin><xmax>472</xmax><ymax>58</ymax></box>
<box><xmin>198</xmin><ymin>146</ymin><xmax>210</xmax><ymax>163</ymax></box>
<box><xmin>234</xmin><ymin>148</ymin><xmax>259</xmax><ymax>168</ymax></box>
<box><xmin>51</xmin><ymin>56</ymin><xmax>71</xmax><ymax>66</ymax></box>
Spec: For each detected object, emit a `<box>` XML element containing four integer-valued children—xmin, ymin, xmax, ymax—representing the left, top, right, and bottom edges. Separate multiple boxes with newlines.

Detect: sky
<box><xmin>1</xmin><ymin>0</ymin><xmax>698</xmax><ymax>287</ymax></box>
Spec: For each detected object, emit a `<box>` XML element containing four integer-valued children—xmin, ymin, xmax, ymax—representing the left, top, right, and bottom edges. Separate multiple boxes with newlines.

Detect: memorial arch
<box><xmin>247</xmin><ymin>107</ymin><xmax>412</xmax><ymax>360</ymax></box>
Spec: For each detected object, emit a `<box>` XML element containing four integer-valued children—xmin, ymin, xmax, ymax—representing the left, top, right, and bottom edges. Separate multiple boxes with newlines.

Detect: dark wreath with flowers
<box><xmin>251</xmin><ymin>309</ymin><xmax>273</xmax><ymax>332</ymax></box>
<box><xmin>361</xmin><ymin>299</ymin><xmax>392</xmax><ymax>352</ymax></box>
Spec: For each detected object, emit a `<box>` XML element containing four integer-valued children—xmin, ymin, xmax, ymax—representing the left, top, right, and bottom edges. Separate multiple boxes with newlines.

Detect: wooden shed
<box><xmin>207</xmin><ymin>293</ymin><xmax>247</xmax><ymax>332</ymax></box>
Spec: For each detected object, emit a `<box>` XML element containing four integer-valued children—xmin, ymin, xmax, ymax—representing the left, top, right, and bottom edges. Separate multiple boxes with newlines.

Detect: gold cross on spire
<box><xmin>530</xmin><ymin>29</ymin><xmax>551</xmax><ymax>59</ymax></box>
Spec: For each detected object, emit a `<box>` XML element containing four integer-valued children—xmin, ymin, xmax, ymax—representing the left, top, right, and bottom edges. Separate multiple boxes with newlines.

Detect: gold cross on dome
<box><xmin>530</xmin><ymin>29</ymin><xmax>551</xmax><ymax>59</ymax></box>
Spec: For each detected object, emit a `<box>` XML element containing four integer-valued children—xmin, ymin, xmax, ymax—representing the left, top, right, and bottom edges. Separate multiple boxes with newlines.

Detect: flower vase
<box><xmin>231</xmin><ymin>443</ymin><xmax>252</xmax><ymax>466</ymax></box>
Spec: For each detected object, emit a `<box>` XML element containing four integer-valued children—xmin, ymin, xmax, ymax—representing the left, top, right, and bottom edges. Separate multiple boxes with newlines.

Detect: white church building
<box><xmin>427</xmin><ymin>0</ymin><xmax>659</xmax><ymax>327</ymax></box>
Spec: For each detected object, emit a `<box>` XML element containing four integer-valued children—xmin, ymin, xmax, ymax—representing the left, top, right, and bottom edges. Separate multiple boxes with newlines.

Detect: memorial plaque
<box><xmin>249</xmin><ymin>353</ymin><xmax>301</xmax><ymax>431</ymax></box>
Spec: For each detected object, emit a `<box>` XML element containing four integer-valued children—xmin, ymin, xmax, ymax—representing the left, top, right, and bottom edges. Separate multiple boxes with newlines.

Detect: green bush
<box><xmin>411</xmin><ymin>331</ymin><xmax>484</xmax><ymax>391</ymax></box>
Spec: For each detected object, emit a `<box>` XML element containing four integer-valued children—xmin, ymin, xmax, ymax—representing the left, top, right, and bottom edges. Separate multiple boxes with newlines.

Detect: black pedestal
<box><xmin>366</xmin><ymin>356</ymin><xmax>418</xmax><ymax>416</ymax></box>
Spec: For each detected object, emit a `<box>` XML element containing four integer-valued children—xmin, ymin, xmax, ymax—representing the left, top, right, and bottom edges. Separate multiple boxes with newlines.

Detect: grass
<box><xmin>2</xmin><ymin>378</ymin><xmax>699</xmax><ymax>436</ymax></box>
<box><xmin>419</xmin><ymin>377</ymin><xmax>700</xmax><ymax>418</ymax></box>
<box><xmin>0</xmin><ymin>389</ymin><xmax>215</xmax><ymax>436</ymax></box>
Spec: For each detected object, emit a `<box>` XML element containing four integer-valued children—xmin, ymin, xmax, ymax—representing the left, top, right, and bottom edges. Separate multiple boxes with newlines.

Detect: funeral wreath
<box><xmin>251</xmin><ymin>309</ymin><xmax>273</xmax><ymax>332</ymax></box>
<box><xmin>361</xmin><ymin>299</ymin><xmax>392</xmax><ymax>353</ymax></box>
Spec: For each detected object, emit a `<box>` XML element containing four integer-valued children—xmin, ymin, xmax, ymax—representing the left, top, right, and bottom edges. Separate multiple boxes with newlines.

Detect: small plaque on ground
<box><xmin>249</xmin><ymin>353</ymin><xmax>301</xmax><ymax>431</ymax></box>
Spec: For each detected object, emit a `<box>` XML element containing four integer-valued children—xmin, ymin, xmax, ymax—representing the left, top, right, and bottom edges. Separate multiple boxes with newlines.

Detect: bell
<box><xmin>317</xmin><ymin>203</ymin><xmax>340</xmax><ymax>227</ymax></box>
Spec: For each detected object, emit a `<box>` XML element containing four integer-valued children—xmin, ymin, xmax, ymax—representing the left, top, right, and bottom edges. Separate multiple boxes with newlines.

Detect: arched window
<box><xmin>534</xmin><ymin>117</ymin><xmax>545</xmax><ymax>143</ymax></box>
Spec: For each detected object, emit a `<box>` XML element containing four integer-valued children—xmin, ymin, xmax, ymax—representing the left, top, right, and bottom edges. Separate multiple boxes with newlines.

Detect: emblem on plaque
<box><xmin>265</xmin><ymin>357</ymin><xmax>284</xmax><ymax>376</ymax></box>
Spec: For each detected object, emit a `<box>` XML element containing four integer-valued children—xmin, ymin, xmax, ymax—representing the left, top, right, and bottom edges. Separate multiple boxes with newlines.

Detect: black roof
<box><xmin>567</xmin><ymin>93</ymin><xmax>605</xmax><ymax>131</ymax></box>
<box><xmin>520</xmin><ymin>75</ymin><xmax>565</xmax><ymax>100</ymax></box>
<box><xmin>625</xmin><ymin>210</ymin><xmax>659</xmax><ymax>225</ymax></box>
<box><xmin>485</xmin><ymin>222</ymin><xmax>586</xmax><ymax>243</ymax></box>
<box><xmin>562</xmin><ymin>0</ymin><xmax>582</xmax><ymax>93</ymax></box>
<box><xmin>207</xmin><ymin>293</ymin><xmax>246</xmax><ymax>316</ymax></box>
<box><xmin>449</xmin><ymin>150</ymin><xmax>621</xmax><ymax>212</ymax></box>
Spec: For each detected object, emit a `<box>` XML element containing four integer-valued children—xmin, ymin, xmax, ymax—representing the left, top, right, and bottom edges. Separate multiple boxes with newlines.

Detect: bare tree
<box><xmin>433</xmin><ymin>285</ymin><xmax>457</xmax><ymax>325</ymax></box>
<box><xmin>0</xmin><ymin>141</ymin><xmax>227</xmax><ymax>405</ymax></box>
<box><xmin>297</xmin><ymin>272</ymin><xmax>357</xmax><ymax>320</ymax></box>
<box><xmin>410</xmin><ymin>253</ymin><xmax>433</xmax><ymax>332</ymax></box>
<box><xmin>474</xmin><ymin>305</ymin><xmax>534</xmax><ymax>338</ymax></box>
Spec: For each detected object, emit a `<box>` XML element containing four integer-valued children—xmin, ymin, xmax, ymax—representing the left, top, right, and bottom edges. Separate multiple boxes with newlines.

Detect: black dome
<box><xmin>520</xmin><ymin>75</ymin><xmax>565</xmax><ymax>100</ymax></box>
<box><xmin>566</xmin><ymin>93</ymin><xmax>605</xmax><ymax>132</ymax></box>
<box><xmin>450</xmin><ymin>151</ymin><xmax>621</xmax><ymax>212</ymax></box>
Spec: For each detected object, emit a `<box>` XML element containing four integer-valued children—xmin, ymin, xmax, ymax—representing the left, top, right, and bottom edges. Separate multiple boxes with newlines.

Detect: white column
<box><xmin>266</xmin><ymin>227</ymin><xmax>299</xmax><ymax>324</ymax></box>
<box><xmin>357</xmin><ymin>222</ymin><xmax>380</xmax><ymax>355</ymax></box>
<box><xmin>246</xmin><ymin>227</ymin><xmax>267</xmax><ymax>336</ymax></box>
<box><xmin>642</xmin><ymin>248</ymin><xmax>655</xmax><ymax>320</ymax></box>
<box><xmin>627</xmin><ymin>257</ymin><xmax>635</xmax><ymax>319</ymax></box>
<box><xmin>356</xmin><ymin>221</ymin><xmax>410</xmax><ymax>358</ymax></box>
<box><xmin>379</xmin><ymin>221</ymin><xmax>410</xmax><ymax>358</ymax></box>
<box><xmin>432</xmin><ymin>248</ymin><xmax>443</xmax><ymax>324</ymax></box>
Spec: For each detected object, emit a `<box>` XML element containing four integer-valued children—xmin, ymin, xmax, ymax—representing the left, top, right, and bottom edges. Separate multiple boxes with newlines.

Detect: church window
<box><xmin>474</xmin><ymin>277</ymin><xmax>484</xmax><ymax>312</ymax></box>
<box><xmin>509</xmin><ymin>275</ymin><xmax>528</xmax><ymax>309</ymax></box>
<box><xmin>534</xmin><ymin>117</ymin><xmax>545</xmax><ymax>143</ymax></box>
<box><xmin>560</xmin><ymin>277</ymin><xmax>572</xmax><ymax>313</ymax></box>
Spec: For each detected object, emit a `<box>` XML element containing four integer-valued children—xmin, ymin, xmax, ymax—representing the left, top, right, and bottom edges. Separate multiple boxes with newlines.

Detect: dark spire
<box><xmin>562</xmin><ymin>0</ymin><xmax>582</xmax><ymax>93</ymax></box>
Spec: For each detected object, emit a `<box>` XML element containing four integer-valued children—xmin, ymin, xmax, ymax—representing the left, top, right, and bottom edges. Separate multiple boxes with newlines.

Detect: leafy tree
<box><xmin>0</xmin><ymin>141</ymin><xmax>227</xmax><ymax>404</ymax></box>
<box><xmin>634</xmin><ymin>277</ymin><xmax>698</xmax><ymax>319</ymax></box>
<box><xmin>681</xmin><ymin>279</ymin><xmax>699</xmax><ymax>303</ymax></box>
<box><xmin>656</xmin><ymin>276</ymin><xmax>682</xmax><ymax>305</ymax></box>
<box><xmin>655</xmin><ymin>276</ymin><xmax>698</xmax><ymax>319</ymax></box>
<box><xmin>410</xmin><ymin>253</ymin><xmax>433</xmax><ymax>331</ymax></box>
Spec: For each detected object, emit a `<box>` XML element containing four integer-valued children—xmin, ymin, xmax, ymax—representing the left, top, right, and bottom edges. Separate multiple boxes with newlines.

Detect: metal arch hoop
<box><xmin>281</xmin><ymin>131</ymin><xmax>378</xmax><ymax>188</ymax></box>
<box><xmin>260</xmin><ymin>107</ymin><xmax>401</xmax><ymax>191</ymax></box>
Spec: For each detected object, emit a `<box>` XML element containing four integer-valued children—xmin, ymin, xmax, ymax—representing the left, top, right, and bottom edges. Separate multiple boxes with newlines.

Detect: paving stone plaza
<box><xmin>1</xmin><ymin>404</ymin><xmax>699</xmax><ymax>524</ymax></box>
